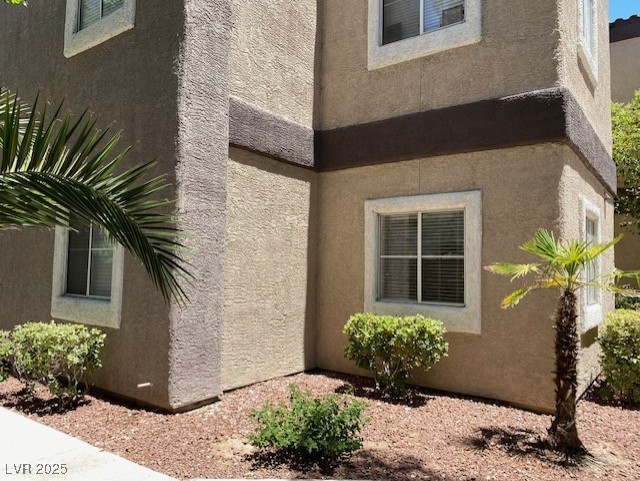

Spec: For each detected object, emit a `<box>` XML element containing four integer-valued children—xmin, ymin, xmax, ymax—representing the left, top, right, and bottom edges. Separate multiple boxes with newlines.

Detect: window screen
<box><xmin>78</xmin><ymin>0</ymin><xmax>124</xmax><ymax>31</ymax></box>
<box><xmin>585</xmin><ymin>217</ymin><xmax>598</xmax><ymax>305</ymax></box>
<box><xmin>66</xmin><ymin>222</ymin><xmax>113</xmax><ymax>299</ymax></box>
<box><xmin>378</xmin><ymin>210</ymin><xmax>465</xmax><ymax>305</ymax></box>
<box><xmin>382</xmin><ymin>0</ymin><xmax>465</xmax><ymax>45</ymax></box>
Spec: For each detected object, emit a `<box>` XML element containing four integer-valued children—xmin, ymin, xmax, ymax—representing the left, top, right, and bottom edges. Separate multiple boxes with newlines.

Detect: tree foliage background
<box><xmin>613</xmin><ymin>91</ymin><xmax>640</xmax><ymax>232</ymax></box>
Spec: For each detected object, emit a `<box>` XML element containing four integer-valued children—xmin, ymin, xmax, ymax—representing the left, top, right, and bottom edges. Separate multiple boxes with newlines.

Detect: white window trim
<box><xmin>64</xmin><ymin>0</ymin><xmax>136</xmax><ymax>58</ymax></box>
<box><xmin>581</xmin><ymin>197</ymin><xmax>602</xmax><ymax>332</ymax></box>
<box><xmin>368</xmin><ymin>0</ymin><xmax>482</xmax><ymax>70</ymax></box>
<box><xmin>364</xmin><ymin>190</ymin><xmax>482</xmax><ymax>334</ymax></box>
<box><xmin>51</xmin><ymin>226</ymin><xmax>124</xmax><ymax>329</ymax></box>
<box><xmin>577</xmin><ymin>0</ymin><xmax>599</xmax><ymax>86</ymax></box>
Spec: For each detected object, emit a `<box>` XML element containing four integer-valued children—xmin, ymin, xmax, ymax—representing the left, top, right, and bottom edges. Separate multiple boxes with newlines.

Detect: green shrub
<box><xmin>600</xmin><ymin>309</ymin><xmax>640</xmax><ymax>403</ymax></box>
<box><xmin>10</xmin><ymin>321</ymin><xmax>106</xmax><ymax>402</ymax></box>
<box><xmin>615</xmin><ymin>293</ymin><xmax>640</xmax><ymax>311</ymax></box>
<box><xmin>249</xmin><ymin>384</ymin><xmax>369</xmax><ymax>459</ymax></box>
<box><xmin>343</xmin><ymin>313</ymin><xmax>449</xmax><ymax>394</ymax></box>
<box><xmin>0</xmin><ymin>330</ymin><xmax>10</xmax><ymax>382</ymax></box>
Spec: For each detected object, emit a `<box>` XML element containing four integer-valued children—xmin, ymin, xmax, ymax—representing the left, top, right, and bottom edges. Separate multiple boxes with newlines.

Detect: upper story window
<box><xmin>64</xmin><ymin>0</ymin><xmax>136</xmax><ymax>58</ymax></box>
<box><xmin>364</xmin><ymin>190</ymin><xmax>482</xmax><ymax>334</ymax></box>
<box><xmin>78</xmin><ymin>0</ymin><xmax>124</xmax><ymax>31</ymax></box>
<box><xmin>382</xmin><ymin>0</ymin><xmax>465</xmax><ymax>45</ymax></box>
<box><xmin>368</xmin><ymin>0</ymin><xmax>481</xmax><ymax>69</ymax></box>
<box><xmin>584</xmin><ymin>216</ymin><xmax>598</xmax><ymax>306</ymax></box>
<box><xmin>577</xmin><ymin>0</ymin><xmax>598</xmax><ymax>85</ymax></box>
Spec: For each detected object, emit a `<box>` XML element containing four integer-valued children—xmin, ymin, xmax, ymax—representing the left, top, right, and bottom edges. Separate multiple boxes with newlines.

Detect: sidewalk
<box><xmin>0</xmin><ymin>407</ymin><xmax>176</xmax><ymax>481</ymax></box>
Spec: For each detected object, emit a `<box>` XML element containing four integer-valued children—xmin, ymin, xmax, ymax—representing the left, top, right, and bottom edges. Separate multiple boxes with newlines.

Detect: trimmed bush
<box><xmin>600</xmin><ymin>309</ymin><xmax>640</xmax><ymax>403</ymax></box>
<box><xmin>249</xmin><ymin>384</ymin><xmax>369</xmax><ymax>459</ymax></box>
<box><xmin>0</xmin><ymin>330</ymin><xmax>10</xmax><ymax>382</ymax></box>
<box><xmin>10</xmin><ymin>321</ymin><xmax>106</xmax><ymax>402</ymax></box>
<box><xmin>343</xmin><ymin>313</ymin><xmax>449</xmax><ymax>394</ymax></box>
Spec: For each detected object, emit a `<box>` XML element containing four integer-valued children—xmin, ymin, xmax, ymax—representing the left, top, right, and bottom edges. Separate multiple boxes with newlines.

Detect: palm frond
<box><xmin>501</xmin><ymin>287</ymin><xmax>537</xmax><ymax>308</ymax></box>
<box><xmin>485</xmin><ymin>262</ymin><xmax>540</xmax><ymax>281</ymax></box>
<box><xmin>521</xmin><ymin>229</ymin><xmax>566</xmax><ymax>263</ymax></box>
<box><xmin>0</xmin><ymin>89</ymin><xmax>191</xmax><ymax>305</ymax></box>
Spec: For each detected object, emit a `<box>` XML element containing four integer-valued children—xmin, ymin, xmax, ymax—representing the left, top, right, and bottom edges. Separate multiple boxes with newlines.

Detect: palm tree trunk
<box><xmin>549</xmin><ymin>290</ymin><xmax>583</xmax><ymax>452</ymax></box>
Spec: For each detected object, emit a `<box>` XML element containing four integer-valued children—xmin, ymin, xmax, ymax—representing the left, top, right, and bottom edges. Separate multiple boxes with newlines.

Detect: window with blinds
<box><xmin>66</xmin><ymin>223</ymin><xmax>113</xmax><ymax>299</ymax></box>
<box><xmin>78</xmin><ymin>0</ymin><xmax>124</xmax><ymax>31</ymax></box>
<box><xmin>378</xmin><ymin>210</ymin><xmax>465</xmax><ymax>305</ymax></box>
<box><xmin>382</xmin><ymin>0</ymin><xmax>465</xmax><ymax>45</ymax></box>
<box><xmin>585</xmin><ymin>217</ymin><xmax>598</xmax><ymax>305</ymax></box>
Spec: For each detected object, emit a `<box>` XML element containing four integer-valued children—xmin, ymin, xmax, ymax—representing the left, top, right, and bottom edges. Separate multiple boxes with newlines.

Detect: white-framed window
<box><xmin>364</xmin><ymin>190</ymin><xmax>482</xmax><ymax>334</ymax></box>
<box><xmin>577</xmin><ymin>0</ymin><xmax>598</xmax><ymax>85</ymax></box>
<box><xmin>368</xmin><ymin>0</ymin><xmax>482</xmax><ymax>69</ymax></box>
<box><xmin>64</xmin><ymin>0</ymin><xmax>136</xmax><ymax>58</ymax></box>
<box><xmin>581</xmin><ymin>198</ymin><xmax>602</xmax><ymax>332</ymax></box>
<box><xmin>51</xmin><ymin>223</ymin><xmax>124</xmax><ymax>329</ymax></box>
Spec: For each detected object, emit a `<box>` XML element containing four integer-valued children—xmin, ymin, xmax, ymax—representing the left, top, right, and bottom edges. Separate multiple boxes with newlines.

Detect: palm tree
<box><xmin>0</xmin><ymin>88</ymin><xmax>190</xmax><ymax>304</ymax></box>
<box><xmin>486</xmin><ymin>229</ymin><xmax>637</xmax><ymax>453</ymax></box>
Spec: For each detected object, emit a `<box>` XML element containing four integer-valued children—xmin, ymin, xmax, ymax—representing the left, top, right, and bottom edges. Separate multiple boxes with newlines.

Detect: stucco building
<box><xmin>610</xmin><ymin>15</ymin><xmax>640</xmax><ymax>279</ymax></box>
<box><xmin>0</xmin><ymin>0</ymin><xmax>615</xmax><ymax>413</ymax></box>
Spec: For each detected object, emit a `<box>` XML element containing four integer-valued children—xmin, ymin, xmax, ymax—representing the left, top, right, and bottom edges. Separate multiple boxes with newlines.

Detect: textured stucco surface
<box><xmin>229</xmin><ymin>0</ymin><xmax>318</xmax><ymax>127</ymax></box>
<box><xmin>319</xmin><ymin>0</ymin><xmax>560</xmax><ymax>130</ymax></box>
<box><xmin>610</xmin><ymin>36</ymin><xmax>640</xmax><ymax>102</ymax></box>
<box><xmin>167</xmin><ymin>0</ymin><xmax>232</xmax><ymax>409</ymax></box>
<box><xmin>0</xmin><ymin>0</ymin><xmax>182</xmax><ymax>408</ymax></box>
<box><xmin>315</xmin><ymin>143</ymin><xmax>611</xmax><ymax>412</ymax></box>
<box><xmin>557</xmin><ymin>0</ymin><xmax>612</xmax><ymax>153</ymax></box>
<box><xmin>614</xmin><ymin>218</ymin><xmax>640</xmax><ymax>285</ymax></box>
<box><xmin>222</xmin><ymin>148</ymin><xmax>317</xmax><ymax>391</ymax></box>
<box><xmin>557</xmin><ymin>146</ymin><xmax>615</xmax><ymax>392</ymax></box>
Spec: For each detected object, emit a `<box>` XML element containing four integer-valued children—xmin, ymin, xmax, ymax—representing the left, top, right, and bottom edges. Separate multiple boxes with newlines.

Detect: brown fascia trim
<box><xmin>610</xmin><ymin>15</ymin><xmax>640</xmax><ymax>43</ymax></box>
<box><xmin>228</xmin><ymin>88</ymin><xmax>616</xmax><ymax>195</ymax></box>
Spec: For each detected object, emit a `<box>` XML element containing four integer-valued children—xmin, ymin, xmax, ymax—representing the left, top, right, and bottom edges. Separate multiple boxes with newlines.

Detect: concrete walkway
<box><xmin>0</xmin><ymin>407</ymin><xmax>176</xmax><ymax>481</ymax></box>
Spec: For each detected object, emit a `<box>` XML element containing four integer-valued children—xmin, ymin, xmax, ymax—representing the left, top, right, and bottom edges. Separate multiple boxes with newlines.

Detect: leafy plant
<box><xmin>613</xmin><ymin>91</ymin><xmax>640</xmax><ymax>233</ymax></box>
<box><xmin>599</xmin><ymin>309</ymin><xmax>640</xmax><ymax>403</ymax></box>
<box><xmin>487</xmin><ymin>229</ymin><xmax>639</xmax><ymax>453</ymax></box>
<box><xmin>0</xmin><ymin>88</ymin><xmax>190</xmax><ymax>304</ymax></box>
<box><xmin>249</xmin><ymin>384</ymin><xmax>369</xmax><ymax>459</ymax></box>
<box><xmin>0</xmin><ymin>330</ymin><xmax>10</xmax><ymax>382</ymax></box>
<box><xmin>616</xmin><ymin>290</ymin><xmax>640</xmax><ymax>310</ymax></box>
<box><xmin>343</xmin><ymin>313</ymin><xmax>448</xmax><ymax>395</ymax></box>
<box><xmin>9</xmin><ymin>321</ymin><xmax>106</xmax><ymax>403</ymax></box>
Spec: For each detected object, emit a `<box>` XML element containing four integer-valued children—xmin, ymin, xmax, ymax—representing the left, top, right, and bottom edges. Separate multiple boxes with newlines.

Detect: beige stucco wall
<box><xmin>319</xmin><ymin>0</ymin><xmax>561</xmax><ymax>130</ymax></box>
<box><xmin>557</xmin><ymin>0</ymin><xmax>613</xmax><ymax>152</ymax></box>
<box><xmin>229</xmin><ymin>0</ymin><xmax>318</xmax><ymax>127</ymax></box>
<box><xmin>316</xmin><ymin>143</ymin><xmax>583</xmax><ymax>412</ymax></box>
<box><xmin>557</xmin><ymin>146</ymin><xmax>615</xmax><ymax>392</ymax></box>
<box><xmin>610</xmin><ymin>36</ymin><xmax>640</xmax><ymax>103</ymax></box>
<box><xmin>222</xmin><ymin>148</ymin><xmax>318</xmax><ymax>391</ymax></box>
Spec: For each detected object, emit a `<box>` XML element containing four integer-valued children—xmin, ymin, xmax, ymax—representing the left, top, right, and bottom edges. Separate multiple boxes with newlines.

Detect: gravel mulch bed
<box><xmin>1</xmin><ymin>370</ymin><xmax>639</xmax><ymax>480</ymax></box>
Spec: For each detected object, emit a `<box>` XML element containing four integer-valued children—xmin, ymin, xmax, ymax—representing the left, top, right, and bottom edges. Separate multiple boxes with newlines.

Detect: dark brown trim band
<box><xmin>229</xmin><ymin>89</ymin><xmax>616</xmax><ymax>194</ymax></box>
<box><xmin>229</xmin><ymin>96</ymin><xmax>315</xmax><ymax>169</ymax></box>
<box><xmin>610</xmin><ymin>16</ymin><xmax>640</xmax><ymax>43</ymax></box>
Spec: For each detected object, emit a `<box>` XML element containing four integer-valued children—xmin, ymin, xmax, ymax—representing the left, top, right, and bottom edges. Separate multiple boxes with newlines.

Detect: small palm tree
<box><xmin>486</xmin><ymin>229</ymin><xmax>637</xmax><ymax>453</ymax></box>
<box><xmin>0</xmin><ymin>89</ymin><xmax>190</xmax><ymax>304</ymax></box>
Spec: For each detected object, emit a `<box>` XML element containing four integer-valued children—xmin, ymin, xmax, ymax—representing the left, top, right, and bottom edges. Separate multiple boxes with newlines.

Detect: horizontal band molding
<box><xmin>229</xmin><ymin>89</ymin><xmax>615</xmax><ymax>194</ymax></box>
<box><xmin>229</xmin><ymin>96</ymin><xmax>314</xmax><ymax>169</ymax></box>
<box><xmin>610</xmin><ymin>16</ymin><xmax>640</xmax><ymax>43</ymax></box>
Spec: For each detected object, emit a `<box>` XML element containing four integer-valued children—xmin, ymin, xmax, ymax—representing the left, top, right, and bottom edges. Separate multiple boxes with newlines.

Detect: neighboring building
<box><xmin>0</xmin><ymin>0</ymin><xmax>615</xmax><ymax>413</ymax></box>
<box><xmin>610</xmin><ymin>15</ymin><xmax>640</xmax><ymax>279</ymax></box>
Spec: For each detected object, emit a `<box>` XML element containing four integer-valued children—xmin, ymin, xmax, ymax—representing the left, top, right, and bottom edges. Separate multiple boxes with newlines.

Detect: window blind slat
<box><xmin>586</xmin><ymin>217</ymin><xmax>597</xmax><ymax>305</ymax></box>
<box><xmin>422</xmin><ymin>211</ymin><xmax>464</xmax><ymax>256</ymax></box>
<box><xmin>89</xmin><ymin>249</ymin><xmax>113</xmax><ymax>297</ymax></box>
<box><xmin>102</xmin><ymin>0</ymin><xmax>124</xmax><ymax>18</ymax></box>
<box><xmin>422</xmin><ymin>258</ymin><xmax>464</xmax><ymax>303</ymax></box>
<box><xmin>424</xmin><ymin>0</ymin><xmax>465</xmax><ymax>32</ymax></box>
<box><xmin>79</xmin><ymin>0</ymin><xmax>101</xmax><ymax>30</ymax></box>
<box><xmin>380</xmin><ymin>214</ymin><xmax>418</xmax><ymax>256</ymax></box>
<box><xmin>380</xmin><ymin>258</ymin><xmax>418</xmax><ymax>301</ymax></box>
<box><xmin>382</xmin><ymin>0</ymin><xmax>421</xmax><ymax>45</ymax></box>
